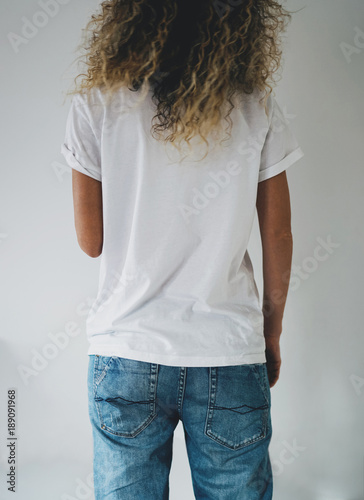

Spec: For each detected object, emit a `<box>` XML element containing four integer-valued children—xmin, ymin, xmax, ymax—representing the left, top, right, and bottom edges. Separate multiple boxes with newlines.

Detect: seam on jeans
<box><xmin>177</xmin><ymin>367</ymin><xmax>187</xmax><ymax>419</ymax></box>
<box><xmin>206</xmin><ymin>428</ymin><xmax>267</xmax><ymax>450</ymax></box>
<box><xmin>204</xmin><ymin>367</ymin><xmax>216</xmax><ymax>436</ymax></box>
<box><xmin>251</xmin><ymin>364</ymin><xmax>270</xmax><ymax>405</ymax></box>
<box><xmin>149</xmin><ymin>363</ymin><xmax>158</xmax><ymax>415</ymax></box>
<box><xmin>92</xmin><ymin>354</ymin><xmax>98</xmax><ymax>398</ymax></box>
<box><xmin>94</xmin><ymin>356</ymin><xmax>117</xmax><ymax>389</ymax></box>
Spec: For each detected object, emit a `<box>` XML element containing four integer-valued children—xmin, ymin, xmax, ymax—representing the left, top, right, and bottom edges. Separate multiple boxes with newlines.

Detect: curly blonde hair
<box><xmin>65</xmin><ymin>0</ymin><xmax>295</xmax><ymax>162</ymax></box>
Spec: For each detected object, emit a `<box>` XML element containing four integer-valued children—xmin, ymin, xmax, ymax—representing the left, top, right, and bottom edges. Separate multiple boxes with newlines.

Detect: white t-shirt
<box><xmin>61</xmin><ymin>84</ymin><xmax>304</xmax><ymax>367</ymax></box>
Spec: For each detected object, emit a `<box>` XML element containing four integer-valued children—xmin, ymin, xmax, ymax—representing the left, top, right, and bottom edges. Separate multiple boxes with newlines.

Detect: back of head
<box><xmin>68</xmin><ymin>0</ymin><xmax>293</xmax><ymax>159</ymax></box>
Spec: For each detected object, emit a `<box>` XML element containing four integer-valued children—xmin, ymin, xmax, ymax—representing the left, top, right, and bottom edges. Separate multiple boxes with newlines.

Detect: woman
<box><xmin>61</xmin><ymin>1</ymin><xmax>304</xmax><ymax>498</ymax></box>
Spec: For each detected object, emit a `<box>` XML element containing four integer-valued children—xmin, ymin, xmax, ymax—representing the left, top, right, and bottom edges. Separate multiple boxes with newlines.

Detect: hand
<box><xmin>264</xmin><ymin>336</ymin><xmax>281</xmax><ymax>388</ymax></box>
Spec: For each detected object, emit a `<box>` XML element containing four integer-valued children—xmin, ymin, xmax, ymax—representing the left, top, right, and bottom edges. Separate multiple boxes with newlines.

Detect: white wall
<box><xmin>1</xmin><ymin>0</ymin><xmax>363</xmax><ymax>498</ymax></box>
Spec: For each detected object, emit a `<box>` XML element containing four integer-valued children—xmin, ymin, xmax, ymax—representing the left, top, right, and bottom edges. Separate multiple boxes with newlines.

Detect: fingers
<box><xmin>267</xmin><ymin>362</ymin><xmax>281</xmax><ymax>388</ymax></box>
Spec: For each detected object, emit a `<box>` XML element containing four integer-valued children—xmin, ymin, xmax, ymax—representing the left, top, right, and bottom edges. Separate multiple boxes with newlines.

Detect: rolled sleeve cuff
<box><xmin>61</xmin><ymin>143</ymin><xmax>102</xmax><ymax>182</ymax></box>
<box><xmin>258</xmin><ymin>146</ymin><xmax>304</xmax><ymax>183</ymax></box>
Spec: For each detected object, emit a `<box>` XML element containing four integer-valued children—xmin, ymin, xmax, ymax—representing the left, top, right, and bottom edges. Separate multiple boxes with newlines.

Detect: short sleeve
<box><xmin>258</xmin><ymin>94</ymin><xmax>304</xmax><ymax>182</ymax></box>
<box><xmin>61</xmin><ymin>93</ymin><xmax>102</xmax><ymax>182</ymax></box>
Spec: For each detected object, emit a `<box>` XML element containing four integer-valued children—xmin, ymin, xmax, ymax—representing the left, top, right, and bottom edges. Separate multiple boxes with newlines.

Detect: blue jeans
<box><xmin>87</xmin><ymin>355</ymin><xmax>273</xmax><ymax>499</ymax></box>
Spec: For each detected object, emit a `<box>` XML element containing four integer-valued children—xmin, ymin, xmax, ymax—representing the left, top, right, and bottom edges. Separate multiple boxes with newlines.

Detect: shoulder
<box><xmin>233</xmin><ymin>86</ymin><xmax>273</xmax><ymax>132</ymax></box>
<box><xmin>74</xmin><ymin>86</ymin><xmax>104</xmax><ymax>111</ymax></box>
<box><xmin>70</xmin><ymin>87</ymin><xmax>106</xmax><ymax>133</ymax></box>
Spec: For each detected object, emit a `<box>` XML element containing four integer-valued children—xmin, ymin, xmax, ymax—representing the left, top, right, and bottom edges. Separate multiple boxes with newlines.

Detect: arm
<box><xmin>72</xmin><ymin>169</ymin><xmax>103</xmax><ymax>258</ymax></box>
<box><xmin>256</xmin><ymin>170</ymin><xmax>293</xmax><ymax>386</ymax></box>
<box><xmin>256</xmin><ymin>170</ymin><xmax>293</xmax><ymax>337</ymax></box>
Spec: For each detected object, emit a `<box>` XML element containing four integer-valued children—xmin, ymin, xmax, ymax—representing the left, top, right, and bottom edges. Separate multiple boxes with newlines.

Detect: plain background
<box><xmin>1</xmin><ymin>0</ymin><xmax>363</xmax><ymax>499</ymax></box>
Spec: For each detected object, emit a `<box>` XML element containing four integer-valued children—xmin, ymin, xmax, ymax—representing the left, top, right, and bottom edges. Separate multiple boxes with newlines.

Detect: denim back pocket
<box><xmin>93</xmin><ymin>355</ymin><xmax>158</xmax><ymax>438</ymax></box>
<box><xmin>204</xmin><ymin>363</ymin><xmax>271</xmax><ymax>450</ymax></box>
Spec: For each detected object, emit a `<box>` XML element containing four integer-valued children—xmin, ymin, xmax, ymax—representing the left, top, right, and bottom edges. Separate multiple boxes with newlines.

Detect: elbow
<box><xmin>78</xmin><ymin>239</ymin><xmax>103</xmax><ymax>258</ymax></box>
<box><xmin>86</xmin><ymin>248</ymin><xmax>102</xmax><ymax>259</ymax></box>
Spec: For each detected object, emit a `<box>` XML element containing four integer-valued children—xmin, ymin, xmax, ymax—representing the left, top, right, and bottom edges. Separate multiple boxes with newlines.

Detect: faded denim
<box><xmin>87</xmin><ymin>354</ymin><xmax>273</xmax><ymax>499</ymax></box>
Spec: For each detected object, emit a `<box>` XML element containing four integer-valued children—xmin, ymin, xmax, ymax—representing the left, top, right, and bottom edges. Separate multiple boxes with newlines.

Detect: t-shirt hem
<box><xmin>87</xmin><ymin>344</ymin><xmax>266</xmax><ymax>367</ymax></box>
